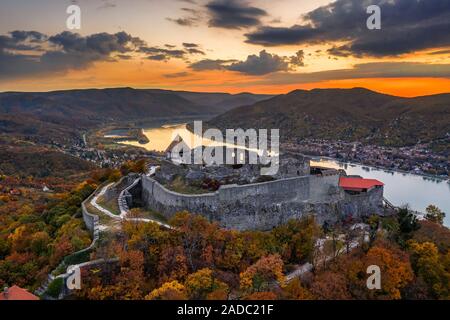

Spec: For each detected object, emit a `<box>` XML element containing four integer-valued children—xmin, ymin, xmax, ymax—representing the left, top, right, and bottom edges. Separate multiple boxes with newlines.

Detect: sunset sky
<box><xmin>1</xmin><ymin>0</ymin><xmax>450</xmax><ymax>96</ymax></box>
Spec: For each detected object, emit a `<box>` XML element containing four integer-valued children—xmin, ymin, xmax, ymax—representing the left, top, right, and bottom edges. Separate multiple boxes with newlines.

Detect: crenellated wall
<box><xmin>138</xmin><ymin>173</ymin><xmax>369</xmax><ymax>230</ymax></box>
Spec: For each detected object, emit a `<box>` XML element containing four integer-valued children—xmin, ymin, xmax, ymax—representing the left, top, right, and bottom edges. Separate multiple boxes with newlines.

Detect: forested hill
<box><xmin>208</xmin><ymin>88</ymin><xmax>450</xmax><ymax>147</ymax></box>
<box><xmin>0</xmin><ymin>87</ymin><xmax>273</xmax><ymax>144</ymax></box>
<box><xmin>0</xmin><ymin>87</ymin><xmax>273</xmax><ymax>125</ymax></box>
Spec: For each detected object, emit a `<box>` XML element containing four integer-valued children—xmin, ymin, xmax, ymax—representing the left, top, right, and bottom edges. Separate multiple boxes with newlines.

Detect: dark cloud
<box><xmin>49</xmin><ymin>31</ymin><xmax>144</xmax><ymax>55</ymax></box>
<box><xmin>166</xmin><ymin>17</ymin><xmax>200</xmax><ymax>27</ymax></box>
<box><xmin>429</xmin><ymin>49</ymin><xmax>450</xmax><ymax>55</ymax></box>
<box><xmin>290</xmin><ymin>50</ymin><xmax>305</xmax><ymax>67</ymax></box>
<box><xmin>167</xmin><ymin>7</ymin><xmax>202</xmax><ymax>27</ymax></box>
<box><xmin>0</xmin><ymin>31</ymin><xmax>146</xmax><ymax>80</ymax></box>
<box><xmin>9</xmin><ymin>31</ymin><xmax>47</xmax><ymax>43</ymax></box>
<box><xmin>181</xmin><ymin>43</ymin><xmax>205</xmax><ymax>54</ymax></box>
<box><xmin>0</xmin><ymin>30</ymin><xmax>206</xmax><ymax>79</ymax></box>
<box><xmin>327</xmin><ymin>46</ymin><xmax>352</xmax><ymax>58</ymax></box>
<box><xmin>245</xmin><ymin>0</ymin><xmax>450</xmax><ymax>57</ymax></box>
<box><xmin>228</xmin><ymin>50</ymin><xmax>289</xmax><ymax>75</ymax></box>
<box><xmin>189</xmin><ymin>50</ymin><xmax>305</xmax><ymax>75</ymax></box>
<box><xmin>164</xmin><ymin>72</ymin><xmax>191</xmax><ymax>78</ymax></box>
<box><xmin>251</xmin><ymin>62</ymin><xmax>450</xmax><ymax>85</ymax></box>
<box><xmin>147</xmin><ymin>54</ymin><xmax>168</xmax><ymax>61</ymax></box>
<box><xmin>186</xmin><ymin>48</ymin><xmax>205</xmax><ymax>55</ymax></box>
<box><xmin>97</xmin><ymin>0</ymin><xmax>116</xmax><ymax>10</ymax></box>
<box><xmin>206</xmin><ymin>0</ymin><xmax>267</xmax><ymax>29</ymax></box>
<box><xmin>183</xmin><ymin>43</ymin><xmax>199</xmax><ymax>48</ymax></box>
<box><xmin>116</xmin><ymin>54</ymin><xmax>132</xmax><ymax>60</ymax></box>
<box><xmin>0</xmin><ymin>31</ymin><xmax>47</xmax><ymax>51</ymax></box>
<box><xmin>189</xmin><ymin>59</ymin><xmax>237</xmax><ymax>71</ymax></box>
<box><xmin>139</xmin><ymin>46</ymin><xmax>188</xmax><ymax>61</ymax></box>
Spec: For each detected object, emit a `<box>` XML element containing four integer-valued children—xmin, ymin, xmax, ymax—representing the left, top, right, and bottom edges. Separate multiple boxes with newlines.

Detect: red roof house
<box><xmin>0</xmin><ymin>286</ymin><xmax>39</xmax><ymax>300</ymax></box>
<box><xmin>339</xmin><ymin>177</ymin><xmax>384</xmax><ymax>192</ymax></box>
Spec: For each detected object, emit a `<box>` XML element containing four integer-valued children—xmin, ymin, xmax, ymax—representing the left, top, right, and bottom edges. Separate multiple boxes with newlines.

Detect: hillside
<box><xmin>0</xmin><ymin>144</ymin><xmax>95</xmax><ymax>178</ymax></box>
<box><xmin>0</xmin><ymin>88</ymin><xmax>272</xmax><ymax>125</ymax></box>
<box><xmin>208</xmin><ymin>88</ymin><xmax>450</xmax><ymax>146</ymax></box>
<box><xmin>0</xmin><ymin>87</ymin><xmax>272</xmax><ymax>144</ymax></box>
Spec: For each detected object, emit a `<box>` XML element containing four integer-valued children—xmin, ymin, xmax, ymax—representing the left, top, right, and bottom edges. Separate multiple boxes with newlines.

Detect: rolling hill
<box><xmin>0</xmin><ymin>87</ymin><xmax>273</xmax><ymax>144</ymax></box>
<box><xmin>208</xmin><ymin>88</ymin><xmax>450</xmax><ymax>147</ymax></box>
<box><xmin>0</xmin><ymin>88</ymin><xmax>272</xmax><ymax>124</ymax></box>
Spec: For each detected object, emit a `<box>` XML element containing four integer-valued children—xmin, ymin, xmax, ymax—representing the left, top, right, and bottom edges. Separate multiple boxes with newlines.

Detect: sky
<box><xmin>1</xmin><ymin>0</ymin><xmax>450</xmax><ymax>96</ymax></box>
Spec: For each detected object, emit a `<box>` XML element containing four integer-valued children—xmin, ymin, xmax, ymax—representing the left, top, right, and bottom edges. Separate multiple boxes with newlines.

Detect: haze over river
<box><xmin>119</xmin><ymin>124</ymin><xmax>450</xmax><ymax>227</ymax></box>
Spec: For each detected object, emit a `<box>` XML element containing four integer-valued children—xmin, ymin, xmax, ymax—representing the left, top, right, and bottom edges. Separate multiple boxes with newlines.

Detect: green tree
<box><xmin>272</xmin><ymin>216</ymin><xmax>321</xmax><ymax>264</ymax></box>
<box><xmin>425</xmin><ymin>205</ymin><xmax>446</xmax><ymax>225</ymax></box>
<box><xmin>396</xmin><ymin>207</ymin><xmax>420</xmax><ymax>246</ymax></box>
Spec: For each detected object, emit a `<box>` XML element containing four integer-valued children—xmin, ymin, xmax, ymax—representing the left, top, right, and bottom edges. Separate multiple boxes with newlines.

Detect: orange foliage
<box><xmin>240</xmin><ymin>254</ymin><xmax>285</xmax><ymax>293</ymax></box>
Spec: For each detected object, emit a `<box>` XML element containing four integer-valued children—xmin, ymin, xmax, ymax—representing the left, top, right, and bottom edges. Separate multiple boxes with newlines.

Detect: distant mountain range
<box><xmin>208</xmin><ymin>88</ymin><xmax>450</xmax><ymax>147</ymax></box>
<box><xmin>1</xmin><ymin>87</ymin><xmax>449</xmax><ymax>148</ymax></box>
<box><xmin>0</xmin><ymin>87</ymin><xmax>273</xmax><ymax>144</ymax></box>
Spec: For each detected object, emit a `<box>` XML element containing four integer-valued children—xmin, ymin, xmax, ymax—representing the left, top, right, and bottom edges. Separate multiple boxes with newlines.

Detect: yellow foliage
<box><xmin>185</xmin><ymin>268</ymin><xmax>214</xmax><ymax>296</ymax></box>
<box><xmin>146</xmin><ymin>280</ymin><xmax>187</xmax><ymax>300</ymax></box>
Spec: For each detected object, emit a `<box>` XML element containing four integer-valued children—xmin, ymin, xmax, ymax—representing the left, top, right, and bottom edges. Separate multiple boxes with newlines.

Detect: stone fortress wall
<box><xmin>137</xmin><ymin>171</ymin><xmax>384</xmax><ymax>230</ymax></box>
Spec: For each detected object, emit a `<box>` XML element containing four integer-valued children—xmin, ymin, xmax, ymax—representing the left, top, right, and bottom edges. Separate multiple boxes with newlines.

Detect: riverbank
<box><xmin>309</xmin><ymin>154</ymin><xmax>449</xmax><ymax>183</ymax></box>
<box><xmin>284</xmin><ymin>138</ymin><xmax>449</xmax><ymax>180</ymax></box>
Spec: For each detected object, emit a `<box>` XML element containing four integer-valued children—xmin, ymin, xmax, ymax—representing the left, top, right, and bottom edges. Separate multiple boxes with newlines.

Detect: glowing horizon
<box><xmin>1</xmin><ymin>0</ymin><xmax>450</xmax><ymax>97</ymax></box>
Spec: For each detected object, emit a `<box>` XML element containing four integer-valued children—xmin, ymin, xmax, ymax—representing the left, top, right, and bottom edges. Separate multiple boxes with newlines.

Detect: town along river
<box><xmin>118</xmin><ymin>124</ymin><xmax>450</xmax><ymax>227</ymax></box>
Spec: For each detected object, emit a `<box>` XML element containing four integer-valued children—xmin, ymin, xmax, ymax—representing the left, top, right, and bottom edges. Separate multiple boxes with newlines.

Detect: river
<box><xmin>118</xmin><ymin>124</ymin><xmax>450</xmax><ymax>227</ymax></box>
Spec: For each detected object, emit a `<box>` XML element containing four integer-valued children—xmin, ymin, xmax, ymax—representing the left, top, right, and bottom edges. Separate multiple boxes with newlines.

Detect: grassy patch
<box><xmin>165</xmin><ymin>176</ymin><xmax>211</xmax><ymax>195</ymax></box>
<box><xmin>97</xmin><ymin>194</ymin><xmax>120</xmax><ymax>215</ymax></box>
<box><xmin>135</xmin><ymin>209</ymin><xmax>169</xmax><ymax>224</ymax></box>
<box><xmin>84</xmin><ymin>202</ymin><xmax>113</xmax><ymax>225</ymax></box>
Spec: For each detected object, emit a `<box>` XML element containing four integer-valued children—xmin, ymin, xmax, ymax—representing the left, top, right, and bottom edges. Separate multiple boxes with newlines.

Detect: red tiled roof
<box><xmin>0</xmin><ymin>285</ymin><xmax>39</xmax><ymax>300</ymax></box>
<box><xmin>339</xmin><ymin>177</ymin><xmax>384</xmax><ymax>190</ymax></box>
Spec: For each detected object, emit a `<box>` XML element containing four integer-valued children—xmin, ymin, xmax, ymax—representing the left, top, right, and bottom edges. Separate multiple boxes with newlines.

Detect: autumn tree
<box><xmin>158</xmin><ymin>245</ymin><xmax>188</xmax><ymax>284</ymax></box>
<box><xmin>184</xmin><ymin>268</ymin><xmax>229</xmax><ymax>300</ymax></box>
<box><xmin>272</xmin><ymin>216</ymin><xmax>321</xmax><ymax>264</ymax></box>
<box><xmin>310</xmin><ymin>271</ymin><xmax>351</xmax><ymax>300</ymax></box>
<box><xmin>122</xmin><ymin>219</ymin><xmax>169</xmax><ymax>274</ymax></box>
<box><xmin>363</xmin><ymin>245</ymin><xmax>414</xmax><ymax>299</ymax></box>
<box><xmin>120</xmin><ymin>159</ymin><xmax>147</xmax><ymax>175</ymax></box>
<box><xmin>169</xmin><ymin>212</ymin><xmax>218</xmax><ymax>270</ymax></box>
<box><xmin>146</xmin><ymin>280</ymin><xmax>187</xmax><ymax>300</ymax></box>
<box><xmin>244</xmin><ymin>291</ymin><xmax>277</xmax><ymax>300</ymax></box>
<box><xmin>412</xmin><ymin>220</ymin><xmax>450</xmax><ymax>253</ymax></box>
<box><xmin>240</xmin><ymin>254</ymin><xmax>284</xmax><ymax>294</ymax></box>
<box><xmin>282</xmin><ymin>278</ymin><xmax>314</xmax><ymax>300</ymax></box>
<box><xmin>81</xmin><ymin>247</ymin><xmax>147</xmax><ymax>300</ymax></box>
<box><xmin>407</xmin><ymin>240</ymin><xmax>450</xmax><ymax>299</ymax></box>
<box><xmin>425</xmin><ymin>205</ymin><xmax>446</xmax><ymax>226</ymax></box>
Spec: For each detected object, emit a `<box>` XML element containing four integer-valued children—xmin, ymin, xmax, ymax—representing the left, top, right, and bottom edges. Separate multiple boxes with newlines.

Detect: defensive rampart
<box><xmin>139</xmin><ymin>173</ymin><xmax>371</xmax><ymax>230</ymax></box>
